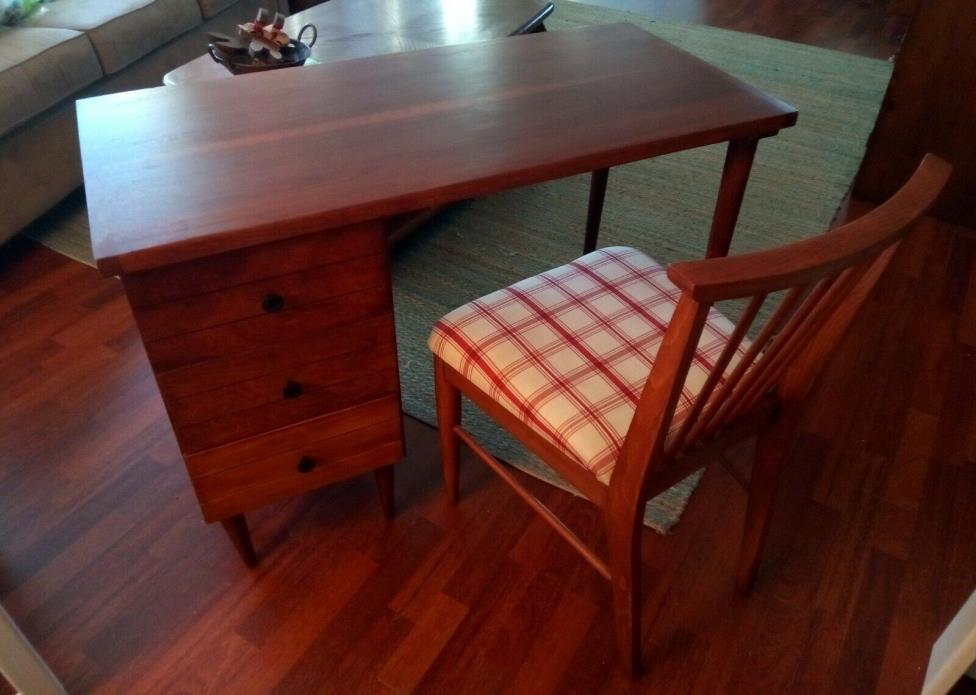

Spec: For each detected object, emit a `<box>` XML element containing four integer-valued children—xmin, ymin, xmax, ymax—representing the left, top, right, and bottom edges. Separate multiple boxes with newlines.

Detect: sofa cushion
<box><xmin>0</xmin><ymin>26</ymin><xmax>102</xmax><ymax>137</ymax></box>
<box><xmin>197</xmin><ymin>0</ymin><xmax>235</xmax><ymax>19</ymax></box>
<box><xmin>28</xmin><ymin>0</ymin><xmax>202</xmax><ymax>74</ymax></box>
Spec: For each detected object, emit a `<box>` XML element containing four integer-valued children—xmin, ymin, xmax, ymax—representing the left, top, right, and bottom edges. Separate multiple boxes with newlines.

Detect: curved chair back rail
<box><xmin>614</xmin><ymin>154</ymin><xmax>951</xmax><ymax>497</ymax></box>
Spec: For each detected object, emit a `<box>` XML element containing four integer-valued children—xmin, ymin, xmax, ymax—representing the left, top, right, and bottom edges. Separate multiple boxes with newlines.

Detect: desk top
<box><xmin>79</xmin><ymin>23</ymin><xmax>797</xmax><ymax>276</ymax></box>
<box><xmin>164</xmin><ymin>0</ymin><xmax>553</xmax><ymax>86</ymax></box>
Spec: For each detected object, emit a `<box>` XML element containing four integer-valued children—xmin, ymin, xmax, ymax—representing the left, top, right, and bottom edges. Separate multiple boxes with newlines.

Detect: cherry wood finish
<box><xmin>3</xmin><ymin>207</ymin><xmax>975</xmax><ymax>691</ymax></box>
<box><xmin>120</xmin><ymin>223</ymin><xmax>386</xmax><ymax>306</ymax></box>
<box><xmin>582</xmin><ymin>131</ymin><xmax>760</xmax><ymax>263</ymax></box>
<box><xmin>583</xmin><ymin>168</ymin><xmax>610</xmax><ymax>254</ymax></box>
<box><xmin>433</xmin><ymin>156</ymin><xmax>951</xmax><ymax>675</ymax></box>
<box><xmin>5</xmin><ymin>2</ymin><xmax>972</xmax><ymax>690</ymax></box>
<box><xmin>153</xmin><ymin>314</ymin><xmax>396</xmax><ymax>399</ymax></box>
<box><xmin>78</xmin><ymin>23</ymin><xmax>796</xmax><ymax>276</ymax></box>
<box><xmin>182</xmin><ymin>395</ymin><xmax>400</xmax><ymax>478</ymax></box>
<box><xmin>130</xmin><ymin>254</ymin><xmax>386</xmax><ymax>341</ymax></box>
<box><xmin>139</xmin><ymin>286</ymin><xmax>390</xmax><ymax>376</ymax></box>
<box><xmin>163</xmin><ymin>0</ymin><xmax>556</xmax><ymax>249</ymax></box>
<box><xmin>117</xmin><ymin>221</ymin><xmax>405</xmax><ymax>561</ymax></box>
<box><xmin>853</xmin><ymin>0</ymin><xmax>976</xmax><ymax>228</ymax></box>
<box><xmin>374</xmin><ymin>466</ymin><xmax>396</xmax><ymax>519</ymax></box>
<box><xmin>77</xmin><ymin>25</ymin><xmax>795</xmax><ymax>563</ymax></box>
<box><xmin>706</xmin><ymin>137</ymin><xmax>759</xmax><ymax>258</ymax></box>
<box><xmin>164</xmin><ymin>0</ymin><xmax>555</xmax><ymax>86</ymax></box>
<box><xmin>219</xmin><ymin>515</ymin><xmax>258</xmax><ymax>567</ymax></box>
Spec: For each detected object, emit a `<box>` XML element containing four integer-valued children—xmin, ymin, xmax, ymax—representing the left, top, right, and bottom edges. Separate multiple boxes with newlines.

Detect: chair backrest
<box><xmin>611</xmin><ymin>154</ymin><xmax>951</xmax><ymax>493</ymax></box>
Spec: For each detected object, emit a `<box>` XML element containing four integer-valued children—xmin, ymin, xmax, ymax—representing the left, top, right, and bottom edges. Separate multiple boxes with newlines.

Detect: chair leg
<box><xmin>434</xmin><ymin>358</ymin><xmax>462</xmax><ymax>504</ymax></box>
<box><xmin>735</xmin><ymin>422</ymin><xmax>792</xmax><ymax>594</ymax></box>
<box><xmin>606</xmin><ymin>513</ymin><xmax>642</xmax><ymax>678</ymax></box>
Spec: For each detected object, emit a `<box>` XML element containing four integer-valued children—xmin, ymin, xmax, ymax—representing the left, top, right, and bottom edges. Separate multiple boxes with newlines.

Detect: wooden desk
<box><xmin>78</xmin><ymin>23</ymin><xmax>796</xmax><ymax>565</ymax></box>
<box><xmin>163</xmin><ymin>0</ymin><xmax>555</xmax><ymax>246</ymax></box>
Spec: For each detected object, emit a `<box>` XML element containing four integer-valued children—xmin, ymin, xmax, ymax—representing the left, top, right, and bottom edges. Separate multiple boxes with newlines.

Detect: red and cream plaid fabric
<box><xmin>428</xmin><ymin>246</ymin><xmax>751</xmax><ymax>484</ymax></box>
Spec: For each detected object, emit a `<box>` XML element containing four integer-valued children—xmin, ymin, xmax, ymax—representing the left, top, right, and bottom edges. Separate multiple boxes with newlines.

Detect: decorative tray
<box><xmin>207</xmin><ymin>9</ymin><xmax>317</xmax><ymax>76</ymax></box>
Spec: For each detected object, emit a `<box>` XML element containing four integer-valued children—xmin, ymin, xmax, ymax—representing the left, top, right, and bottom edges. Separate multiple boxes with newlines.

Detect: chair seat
<box><xmin>428</xmin><ymin>246</ymin><xmax>750</xmax><ymax>484</ymax></box>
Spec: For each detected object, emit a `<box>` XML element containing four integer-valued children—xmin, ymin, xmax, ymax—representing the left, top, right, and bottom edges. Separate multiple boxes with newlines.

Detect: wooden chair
<box><xmin>428</xmin><ymin>155</ymin><xmax>950</xmax><ymax>676</ymax></box>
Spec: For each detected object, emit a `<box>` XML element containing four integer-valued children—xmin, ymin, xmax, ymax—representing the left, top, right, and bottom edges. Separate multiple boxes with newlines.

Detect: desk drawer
<box><xmin>186</xmin><ymin>396</ymin><xmax>404</xmax><ymax>521</ymax></box>
<box><xmin>122</xmin><ymin>222</ymin><xmax>385</xmax><ymax>307</ymax></box>
<box><xmin>172</xmin><ymin>366</ymin><xmax>399</xmax><ymax>453</ymax></box>
<box><xmin>143</xmin><ymin>283</ymin><xmax>390</xmax><ymax>372</ymax></box>
<box><xmin>133</xmin><ymin>254</ymin><xmax>387</xmax><ymax>341</ymax></box>
<box><xmin>165</xmin><ymin>340</ymin><xmax>398</xmax><ymax>425</ymax></box>
<box><xmin>184</xmin><ymin>394</ymin><xmax>402</xmax><ymax>477</ymax></box>
<box><xmin>196</xmin><ymin>439</ymin><xmax>403</xmax><ymax>522</ymax></box>
<box><xmin>155</xmin><ymin>313</ymin><xmax>396</xmax><ymax>400</ymax></box>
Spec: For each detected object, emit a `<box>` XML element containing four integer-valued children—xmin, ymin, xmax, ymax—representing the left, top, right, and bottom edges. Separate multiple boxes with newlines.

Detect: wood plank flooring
<box><xmin>1</xmin><ymin>2</ymin><xmax>974</xmax><ymax>693</ymax></box>
<box><xmin>3</xmin><ymin>215</ymin><xmax>975</xmax><ymax>694</ymax></box>
<box><xmin>564</xmin><ymin>0</ymin><xmax>907</xmax><ymax>59</ymax></box>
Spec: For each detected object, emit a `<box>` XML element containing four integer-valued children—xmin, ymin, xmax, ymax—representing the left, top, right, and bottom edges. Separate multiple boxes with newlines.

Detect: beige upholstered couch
<box><xmin>0</xmin><ymin>0</ymin><xmax>286</xmax><ymax>244</ymax></box>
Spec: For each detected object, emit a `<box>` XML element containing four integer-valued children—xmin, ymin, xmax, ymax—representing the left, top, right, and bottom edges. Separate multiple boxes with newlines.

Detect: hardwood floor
<box><xmin>2</xmin><ymin>215</ymin><xmax>974</xmax><ymax>694</ymax></box>
<box><xmin>559</xmin><ymin>0</ymin><xmax>907</xmax><ymax>59</ymax></box>
<box><xmin>2</xmin><ymin>2</ymin><xmax>974</xmax><ymax>693</ymax></box>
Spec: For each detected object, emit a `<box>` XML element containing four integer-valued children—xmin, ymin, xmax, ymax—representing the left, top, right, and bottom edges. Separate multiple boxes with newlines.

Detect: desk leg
<box><xmin>706</xmin><ymin>138</ymin><xmax>759</xmax><ymax>259</ymax></box>
<box><xmin>584</xmin><ymin>168</ymin><xmax>610</xmax><ymax>254</ymax></box>
<box><xmin>375</xmin><ymin>465</ymin><xmax>395</xmax><ymax>519</ymax></box>
<box><xmin>221</xmin><ymin>514</ymin><xmax>258</xmax><ymax>567</ymax></box>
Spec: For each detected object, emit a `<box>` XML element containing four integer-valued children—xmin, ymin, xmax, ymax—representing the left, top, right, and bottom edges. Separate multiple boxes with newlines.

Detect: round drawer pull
<box><xmin>262</xmin><ymin>292</ymin><xmax>285</xmax><ymax>313</ymax></box>
<box><xmin>282</xmin><ymin>380</ymin><xmax>303</xmax><ymax>399</ymax></box>
<box><xmin>296</xmin><ymin>456</ymin><xmax>316</xmax><ymax>474</ymax></box>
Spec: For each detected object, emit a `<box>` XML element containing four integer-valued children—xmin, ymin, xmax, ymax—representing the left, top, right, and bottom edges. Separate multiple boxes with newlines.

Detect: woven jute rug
<box><xmin>23</xmin><ymin>1</ymin><xmax>892</xmax><ymax>531</ymax></box>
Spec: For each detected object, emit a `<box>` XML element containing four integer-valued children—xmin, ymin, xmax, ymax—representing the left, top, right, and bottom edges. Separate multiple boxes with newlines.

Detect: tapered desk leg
<box><xmin>583</xmin><ymin>168</ymin><xmax>610</xmax><ymax>254</ymax></box>
<box><xmin>375</xmin><ymin>465</ymin><xmax>395</xmax><ymax>519</ymax></box>
<box><xmin>706</xmin><ymin>138</ymin><xmax>759</xmax><ymax>259</ymax></box>
<box><xmin>220</xmin><ymin>514</ymin><xmax>258</xmax><ymax>567</ymax></box>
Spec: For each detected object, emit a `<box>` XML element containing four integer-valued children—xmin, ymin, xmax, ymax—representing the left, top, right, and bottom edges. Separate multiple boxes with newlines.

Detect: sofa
<box><xmin>0</xmin><ymin>0</ymin><xmax>287</xmax><ymax>244</ymax></box>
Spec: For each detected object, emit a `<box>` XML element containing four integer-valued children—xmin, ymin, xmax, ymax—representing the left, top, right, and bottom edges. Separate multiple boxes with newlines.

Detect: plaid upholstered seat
<box><xmin>428</xmin><ymin>246</ymin><xmax>751</xmax><ymax>484</ymax></box>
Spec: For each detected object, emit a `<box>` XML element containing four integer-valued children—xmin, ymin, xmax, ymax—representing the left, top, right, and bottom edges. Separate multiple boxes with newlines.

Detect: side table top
<box><xmin>164</xmin><ymin>0</ymin><xmax>553</xmax><ymax>85</ymax></box>
<box><xmin>79</xmin><ymin>22</ymin><xmax>797</xmax><ymax>276</ymax></box>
